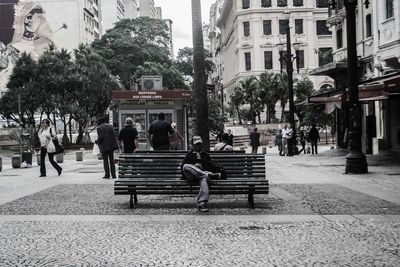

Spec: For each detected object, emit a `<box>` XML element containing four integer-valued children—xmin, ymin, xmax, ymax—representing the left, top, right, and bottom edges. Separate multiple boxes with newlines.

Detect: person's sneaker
<box><xmin>208</xmin><ymin>172</ymin><xmax>221</xmax><ymax>180</ymax></box>
<box><xmin>197</xmin><ymin>203</ymin><xmax>209</xmax><ymax>212</ymax></box>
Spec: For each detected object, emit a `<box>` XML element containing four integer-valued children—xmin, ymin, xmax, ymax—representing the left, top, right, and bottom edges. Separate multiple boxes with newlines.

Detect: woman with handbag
<box><xmin>38</xmin><ymin>119</ymin><xmax>62</xmax><ymax>177</ymax></box>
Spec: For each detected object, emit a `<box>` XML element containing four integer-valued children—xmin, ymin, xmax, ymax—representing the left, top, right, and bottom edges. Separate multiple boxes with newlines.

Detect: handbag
<box><xmin>50</xmin><ymin>128</ymin><xmax>64</xmax><ymax>154</ymax></box>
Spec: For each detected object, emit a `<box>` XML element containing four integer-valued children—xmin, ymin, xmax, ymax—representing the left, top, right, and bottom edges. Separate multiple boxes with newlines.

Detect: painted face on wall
<box><xmin>23</xmin><ymin>8</ymin><xmax>44</xmax><ymax>40</ymax></box>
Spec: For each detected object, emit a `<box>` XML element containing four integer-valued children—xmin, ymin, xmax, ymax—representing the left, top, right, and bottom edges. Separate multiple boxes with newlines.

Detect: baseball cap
<box><xmin>192</xmin><ymin>136</ymin><xmax>203</xmax><ymax>144</ymax></box>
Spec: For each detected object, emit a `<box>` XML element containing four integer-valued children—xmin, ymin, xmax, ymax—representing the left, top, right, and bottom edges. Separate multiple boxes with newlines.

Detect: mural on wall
<box><xmin>0</xmin><ymin>0</ymin><xmax>79</xmax><ymax>92</ymax></box>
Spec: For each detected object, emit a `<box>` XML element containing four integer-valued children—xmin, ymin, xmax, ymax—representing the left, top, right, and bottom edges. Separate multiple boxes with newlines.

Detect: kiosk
<box><xmin>111</xmin><ymin>90</ymin><xmax>192</xmax><ymax>149</ymax></box>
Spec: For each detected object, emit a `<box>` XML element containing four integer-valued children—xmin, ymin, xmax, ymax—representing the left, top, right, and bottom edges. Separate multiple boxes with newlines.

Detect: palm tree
<box><xmin>258</xmin><ymin>72</ymin><xmax>280</xmax><ymax>123</ymax></box>
<box><xmin>191</xmin><ymin>0</ymin><xmax>210</xmax><ymax>149</ymax></box>
<box><xmin>276</xmin><ymin>72</ymin><xmax>289</xmax><ymax>122</ymax></box>
<box><xmin>239</xmin><ymin>76</ymin><xmax>259</xmax><ymax>124</ymax></box>
<box><xmin>230</xmin><ymin>87</ymin><xmax>245</xmax><ymax>124</ymax></box>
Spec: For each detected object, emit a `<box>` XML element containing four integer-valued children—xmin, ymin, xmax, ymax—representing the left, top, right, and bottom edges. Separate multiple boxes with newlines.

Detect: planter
<box><xmin>56</xmin><ymin>153</ymin><xmax>64</xmax><ymax>163</ymax></box>
<box><xmin>12</xmin><ymin>155</ymin><xmax>21</xmax><ymax>169</ymax></box>
<box><xmin>22</xmin><ymin>151</ymin><xmax>33</xmax><ymax>166</ymax></box>
<box><xmin>0</xmin><ymin>157</ymin><xmax>2</xmax><ymax>172</ymax></box>
<box><xmin>76</xmin><ymin>151</ymin><xmax>83</xmax><ymax>161</ymax></box>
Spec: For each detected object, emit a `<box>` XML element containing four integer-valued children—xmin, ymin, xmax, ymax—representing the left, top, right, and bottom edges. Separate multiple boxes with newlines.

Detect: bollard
<box><xmin>306</xmin><ymin>146</ymin><xmax>311</xmax><ymax>154</ymax></box>
<box><xmin>56</xmin><ymin>153</ymin><xmax>64</xmax><ymax>163</ymax></box>
<box><xmin>0</xmin><ymin>157</ymin><xmax>2</xmax><ymax>172</ymax></box>
<box><xmin>76</xmin><ymin>151</ymin><xmax>83</xmax><ymax>161</ymax></box>
<box><xmin>262</xmin><ymin>147</ymin><xmax>267</xmax><ymax>154</ymax></box>
<box><xmin>268</xmin><ymin>141</ymin><xmax>273</xmax><ymax>148</ymax></box>
<box><xmin>80</xmin><ymin>148</ymin><xmax>85</xmax><ymax>154</ymax></box>
<box><xmin>12</xmin><ymin>155</ymin><xmax>21</xmax><ymax>168</ymax></box>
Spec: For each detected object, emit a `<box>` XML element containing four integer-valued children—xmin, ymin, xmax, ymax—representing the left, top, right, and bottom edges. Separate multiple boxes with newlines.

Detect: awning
<box><xmin>309</xmin><ymin>73</ymin><xmax>400</xmax><ymax>106</ymax></box>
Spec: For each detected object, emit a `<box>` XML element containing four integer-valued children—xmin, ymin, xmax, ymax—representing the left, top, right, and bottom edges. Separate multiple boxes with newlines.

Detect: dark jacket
<box><xmin>97</xmin><ymin>123</ymin><xmax>119</xmax><ymax>153</ymax></box>
<box><xmin>308</xmin><ymin>127</ymin><xmax>320</xmax><ymax>142</ymax></box>
<box><xmin>250</xmin><ymin>132</ymin><xmax>260</xmax><ymax>147</ymax></box>
<box><xmin>119</xmin><ymin>125</ymin><xmax>138</xmax><ymax>153</ymax></box>
<box><xmin>181</xmin><ymin>150</ymin><xmax>226</xmax><ymax>179</ymax></box>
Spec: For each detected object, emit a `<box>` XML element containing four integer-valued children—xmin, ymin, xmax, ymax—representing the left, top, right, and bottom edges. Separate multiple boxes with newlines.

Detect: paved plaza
<box><xmin>0</xmin><ymin>146</ymin><xmax>400</xmax><ymax>266</ymax></box>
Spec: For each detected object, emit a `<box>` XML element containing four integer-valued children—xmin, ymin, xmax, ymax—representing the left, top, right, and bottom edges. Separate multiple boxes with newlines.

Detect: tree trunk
<box><xmin>61</xmin><ymin>117</ymin><xmax>70</xmax><ymax>145</ymax></box>
<box><xmin>192</xmin><ymin>0</ymin><xmax>210</xmax><ymax>150</ymax></box>
<box><xmin>76</xmin><ymin>123</ymin><xmax>84</xmax><ymax>144</ymax></box>
<box><xmin>68</xmin><ymin>115</ymin><xmax>73</xmax><ymax>143</ymax></box>
<box><xmin>281</xmin><ymin>101</ymin><xmax>286</xmax><ymax>122</ymax></box>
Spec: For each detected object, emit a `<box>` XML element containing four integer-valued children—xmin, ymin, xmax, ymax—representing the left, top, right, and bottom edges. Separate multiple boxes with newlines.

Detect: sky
<box><xmin>154</xmin><ymin>0</ymin><xmax>216</xmax><ymax>56</ymax></box>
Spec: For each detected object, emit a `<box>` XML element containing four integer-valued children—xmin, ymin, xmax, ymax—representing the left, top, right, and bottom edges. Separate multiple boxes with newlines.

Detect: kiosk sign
<box><xmin>112</xmin><ymin>91</ymin><xmax>192</xmax><ymax>100</ymax></box>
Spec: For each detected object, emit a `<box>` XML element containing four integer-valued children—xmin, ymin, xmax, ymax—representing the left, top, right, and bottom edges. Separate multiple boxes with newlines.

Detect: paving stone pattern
<box><xmin>0</xmin><ymin>220</ymin><xmax>399</xmax><ymax>266</ymax></box>
<box><xmin>1</xmin><ymin>184</ymin><xmax>400</xmax><ymax>215</ymax></box>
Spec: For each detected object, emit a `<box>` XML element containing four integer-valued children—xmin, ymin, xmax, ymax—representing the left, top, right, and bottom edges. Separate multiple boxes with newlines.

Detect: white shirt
<box><xmin>285</xmin><ymin>128</ymin><xmax>293</xmax><ymax>139</ymax></box>
<box><xmin>38</xmin><ymin>127</ymin><xmax>52</xmax><ymax>148</ymax></box>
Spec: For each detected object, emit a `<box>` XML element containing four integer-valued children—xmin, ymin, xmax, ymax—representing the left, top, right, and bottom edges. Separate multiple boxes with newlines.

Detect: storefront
<box><xmin>111</xmin><ymin>90</ymin><xmax>192</xmax><ymax>149</ymax></box>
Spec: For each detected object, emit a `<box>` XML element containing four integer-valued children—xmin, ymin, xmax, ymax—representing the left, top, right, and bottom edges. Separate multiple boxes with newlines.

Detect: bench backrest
<box><xmin>118</xmin><ymin>153</ymin><xmax>266</xmax><ymax>180</ymax></box>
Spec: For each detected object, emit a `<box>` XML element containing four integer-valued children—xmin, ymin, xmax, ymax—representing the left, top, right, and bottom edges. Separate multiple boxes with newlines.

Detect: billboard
<box><xmin>0</xmin><ymin>0</ymin><xmax>82</xmax><ymax>92</ymax></box>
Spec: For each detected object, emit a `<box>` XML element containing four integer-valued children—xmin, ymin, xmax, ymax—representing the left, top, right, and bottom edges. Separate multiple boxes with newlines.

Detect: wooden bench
<box><xmin>114</xmin><ymin>153</ymin><xmax>268</xmax><ymax>209</ymax></box>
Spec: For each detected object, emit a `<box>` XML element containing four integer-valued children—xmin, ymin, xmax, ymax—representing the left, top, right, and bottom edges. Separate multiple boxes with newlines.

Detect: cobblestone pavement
<box><xmin>0</xmin><ymin>184</ymin><xmax>399</xmax><ymax>215</ymax></box>
<box><xmin>0</xmin><ymin>220</ymin><xmax>399</xmax><ymax>266</ymax></box>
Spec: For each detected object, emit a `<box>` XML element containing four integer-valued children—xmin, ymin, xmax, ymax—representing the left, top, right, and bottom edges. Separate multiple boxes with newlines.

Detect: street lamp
<box><xmin>329</xmin><ymin>0</ymin><xmax>368</xmax><ymax>173</ymax></box>
<box><xmin>277</xmin><ymin>9</ymin><xmax>301</xmax><ymax>156</ymax></box>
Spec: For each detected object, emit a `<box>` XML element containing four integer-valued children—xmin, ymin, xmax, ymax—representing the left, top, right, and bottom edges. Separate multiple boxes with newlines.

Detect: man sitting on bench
<box><xmin>181</xmin><ymin>136</ymin><xmax>225</xmax><ymax>212</ymax></box>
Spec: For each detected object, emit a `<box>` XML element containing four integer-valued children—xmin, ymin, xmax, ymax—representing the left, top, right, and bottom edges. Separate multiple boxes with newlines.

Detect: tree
<box><xmin>258</xmin><ymin>72</ymin><xmax>280</xmax><ymax>123</ymax></box>
<box><xmin>208</xmin><ymin>98</ymin><xmax>225</xmax><ymax>134</ymax></box>
<box><xmin>239</xmin><ymin>76</ymin><xmax>260</xmax><ymax>124</ymax></box>
<box><xmin>229</xmin><ymin>87</ymin><xmax>245</xmax><ymax>124</ymax></box>
<box><xmin>294</xmin><ymin>77</ymin><xmax>316</xmax><ymax>126</ymax></box>
<box><xmin>72</xmin><ymin>45</ymin><xmax>118</xmax><ymax>144</ymax></box>
<box><xmin>92</xmin><ymin>17</ymin><xmax>171</xmax><ymax>90</ymax></box>
<box><xmin>134</xmin><ymin>62</ymin><xmax>188</xmax><ymax>90</ymax></box>
<box><xmin>0</xmin><ymin>53</ymin><xmax>42</xmax><ymax>130</ymax></box>
<box><xmin>191</xmin><ymin>0</ymin><xmax>210</xmax><ymax>149</ymax></box>
<box><xmin>174</xmin><ymin>47</ymin><xmax>215</xmax><ymax>81</ymax></box>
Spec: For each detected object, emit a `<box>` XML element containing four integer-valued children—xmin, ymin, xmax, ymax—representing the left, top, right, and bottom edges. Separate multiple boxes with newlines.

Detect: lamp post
<box><xmin>329</xmin><ymin>0</ymin><xmax>368</xmax><ymax>173</ymax></box>
<box><xmin>277</xmin><ymin>9</ymin><xmax>301</xmax><ymax>156</ymax></box>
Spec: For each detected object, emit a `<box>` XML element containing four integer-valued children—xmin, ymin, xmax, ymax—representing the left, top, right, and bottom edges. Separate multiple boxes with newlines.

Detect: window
<box><xmin>242</xmin><ymin>0</ymin><xmax>250</xmax><ymax>9</ymax></box>
<box><xmin>277</xmin><ymin>0</ymin><xmax>287</xmax><ymax>7</ymax></box>
<box><xmin>295</xmin><ymin>19</ymin><xmax>303</xmax><ymax>34</ymax></box>
<box><xmin>293</xmin><ymin>0</ymin><xmax>303</xmax><ymax>7</ymax></box>
<box><xmin>386</xmin><ymin>0</ymin><xmax>394</xmax><ymax>19</ymax></box>
<box><xmin>316</xmin><ymin>20</ymin><xmax>331</xmax><ymax>35</ymax></box>
<box><xmin>297</xmin><ymin>50</ymin><xmax>304</xmax><ymax>69</ymax></box>
<box><xmin>279</xmin><ymin>20</ymin><xmax>288</xmax><ymax>34</ymax></box>
<box><xmin>264</xmin><ymin>51</ymin><xmax>273</xmax><ymax>69</ymax></box>
<box><xmin>243</xmin><ymin>21</ymin><xmax>250</xmax><ymax>37</ymax></box>
<box><xmin>318</xmin><ymin>47</ymin><xmax>333</xmax><ymax>66</ymax></box>
<box><xmin>366</xmin><ymin>14</ymin><xmax>372</xmax><ymax>37</ymax></box>
<box><xmin>280</xmin><ymin>51</ymin><xmax>287</xmax><ymax>70</ymax></box>
<box><xmin>263</xmin><ymin>20</ymin><xmax>272</xmax><ymax>35</ymax></box>
<box><xmin>337</xmin><ymin>29</ymin><xmax>343</xmax><ymax>48</ymax></box>
<box><xmin>261</xmin><ymin>0</ymin><xmax>271</xmax><ymax>7</ymax></box>
<box><xmin>245</xmin><ymin>52</ymin><xmax>252</xmax><ymax>71</ymax></box>
<box><xmin>316</xmin><ymin>0</ymin><xmax>329</xmax><ymax>8</ymax></box>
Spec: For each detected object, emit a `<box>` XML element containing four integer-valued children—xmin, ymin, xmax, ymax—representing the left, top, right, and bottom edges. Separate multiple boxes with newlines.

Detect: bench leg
<box><xmin>134</xmin><ymin>193</ymin><xmax>138</xmax><ymax>204</ymax></box>
<box><xmin>130</xmin><ymin>194</ymin><xmax>134</xmax><ymax>209</ymax></box>
<box><xmin>248</xmin><ymin>194</ymin><xmax>254</xmax><ymax>208</ymax></box>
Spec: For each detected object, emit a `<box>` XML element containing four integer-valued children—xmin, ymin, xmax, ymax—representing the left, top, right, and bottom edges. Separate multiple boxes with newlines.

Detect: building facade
<box><xmin>102</xmin><ymin>0</ymin><xmax>125</xmax><ymax>32</ymax></box>
<box><xmin>311</xmin><ymin>0</ymin><xmax>400</xmax><ymax>155</ymax></box>
<box><xmin>213</xmin><ymin>0</ymin><xmax>334</xmax><ymax>107</ymax></box>
<box><xmin>123</xmin><ymin>0</ymin><xmax>139</xmax><ymax>19</ymax></box>
<box><xmin>0</xmin><ymin>0</ymin><xmax>102</xmax><ymax>96</ymax></box>
<box><xmin>139</xmin><ymin>0</ymin><xmax>157</xmax><ymax>18</ymax></box>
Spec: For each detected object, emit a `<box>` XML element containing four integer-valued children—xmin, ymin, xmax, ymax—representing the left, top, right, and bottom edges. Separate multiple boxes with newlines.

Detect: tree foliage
<box><xmin>134</xmin><ymin>62</ymin><xmax>188</xmax><ymax>90</ymax></box>
<box><xmin>207</xmin><ymin>98</ymin><xmax>225</xmax><ymax>134</ymax></box>
<box><xmin>174</xmin><ymin>47</ymin><xmax>215</xmax><ymax>80</ymax></box>
<box><xmin>92</xmin><ymin>17</ymin><xmax>171</xmax><ymax>90</ymax></box>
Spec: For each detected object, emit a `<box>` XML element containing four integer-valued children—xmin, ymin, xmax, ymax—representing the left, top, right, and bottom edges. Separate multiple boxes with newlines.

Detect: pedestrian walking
<box><xmin>214</xmin><ymin>133</ymin><xmax>234</xmax><ymax>151</ymax></box>
<box><xmin>147</xmin><ymin>112</ymin><xmax>174</xmax><ymax>150</ymax></box>
<box><xmin>250</xmin><ymin>127</ymin><xmax>260</xmax><ymax>153</ymax></box>
<box><xmin>38</xmin><ymin>119</ymin><xmax>62</xmax><ymax>177</ymax></box>
<box><xmin>118</xmin><ymin>117</ymin><xmax>138</xmax><ymax>153</ymax></box>
<box><xmin>281</xmin><ymin>125</ymin><xmax>288</xmax><ymax>156</ymax></box>
<box><xmin>227</xmin><ymin>129</ymin><xmax>234</xmax><ymax>146</ymax></box>
<box><xmin>181</xmin><ymin>136</ymin><xmax>226</xmax><ymax>212</ymax></box>
<box><xmin>169</xmin><ymin>122</ymin><xmax>184</xmax><ymax>150</ymax></box>
<box><xmin>97</xmin><ymin>117</ymin><xmax>119</xmax><ymax>179</ymax></box>
<box><xmin>285</xmin><ymin>125</ymin><xmax>294</xmax><ymax>156</ymax></box>
<box><xmin>308</xmin><ymin>124</ymin><xmax>320</xmax><ymax>154</ymax></box>
<box><xmin>275</xmin><ymin>129</ymin><xmax>283</xmax><ymax>156</ymax></box>
<box><xmin>297</xmin><ymin>129</ymin><xmax>306</xmax><ymax>154</ymax></box>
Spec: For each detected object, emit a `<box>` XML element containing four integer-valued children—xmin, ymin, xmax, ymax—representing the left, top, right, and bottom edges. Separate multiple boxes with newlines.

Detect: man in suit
<box><xmin>250</xmin><ymin>127</ymin><xmax>261</xmax><ymax>153</ymax></box>
<box><xmin>96</xmin><ymin>117</ymin><xmax>119</xmax><ymax>178</ymax></box>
